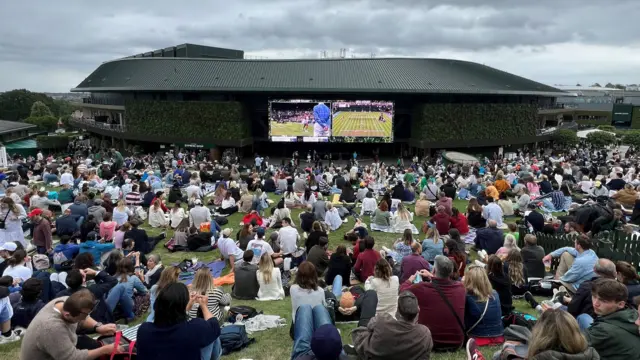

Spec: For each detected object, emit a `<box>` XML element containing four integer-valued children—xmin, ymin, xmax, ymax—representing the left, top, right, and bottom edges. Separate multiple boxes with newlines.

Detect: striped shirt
<box><xmin>77</xmin><ymin>164</ymin><xmax>87</xmax><ymax>175</ymax></box>
<box><xmin>188</xmin><ymin>288</ymin><xmax>231</xmax><ymax>321</ymax></box>
<box><xmin>125</xmin><ymin>192</ymin><xmax>142</xmax><ymax>206</ymax></box>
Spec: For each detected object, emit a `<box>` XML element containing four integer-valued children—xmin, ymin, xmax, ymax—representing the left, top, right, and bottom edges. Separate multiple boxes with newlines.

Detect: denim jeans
<box><xmin>291</xmin><ymin>305</ymin><xmax>333</xmax><ymax>360</ymax></box>
<box><xmin>576</xmin><ymin>313</ymin><xmax>594</xmax><ymax>331</ymax></box>
<box><xmin>540</xmin><ymin>199</ymin><xmax>558</xmax><ymax>213</ymax></box>
<box><xmin>105</xmin><ymin>283</ymin><xmax>134</xmax><ymax>319</ymax></box>
<box><xmin>200</xmin><ymin>337</ymin><xmax>222</xmax><ymax>360</ymax></box>
<box><xmin>331</xmin><ymin>275</ymin><xmax>343</xmax><ymax>298</ymax></box>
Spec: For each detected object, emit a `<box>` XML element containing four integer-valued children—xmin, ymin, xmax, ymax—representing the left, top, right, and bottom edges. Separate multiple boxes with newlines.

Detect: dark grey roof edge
<box><xmin>71</xmin><ymin>86</ymin><xmax>564</xmax><ymax>97</ymax></box>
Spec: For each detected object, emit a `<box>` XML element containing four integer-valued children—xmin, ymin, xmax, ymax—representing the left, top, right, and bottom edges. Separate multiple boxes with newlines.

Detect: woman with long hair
<box><xmin>284</xmin><ymin>184</ymin><xmax>300</xmax><ymax>208</ymax></box>
<box><xmin>188</xmin><ymin>267</ymin><xmax>231</xmax><ymax>321</ymax></box>
<box><xmin>526</xmin><ymin>309</ymin><xmax>597</xmax><ymax>359</ymax></box>
<box><xmin>237</xmin><ymin>223</ymin><xmax>254</xmax><ymax>251</ymax></box>
<box><xmin>421</xmin><ymin>226</ymin><xmax>443</xmax><ymax>262</ymax></box>
<box><xmin>137</xmin><ymin>282</ymin><xmax>222</xmax><ymax>360</ymax></box>
<box><xmin>384</xmin><ymin>229</ymin><xmax>415</xmax><ymax>264</ymax></box>
<box><xmin>218</xmin><ymin>192</ymin><xmax>238</xmax><ymax>215</ymax></box>
<box><xmin>392</xmin><ymin>203</ymin><xmax>416</xmax><ymax>233</ymax></box>
<box><xmin>305</xmin><ymin>221</ymin><xmax>327</xmax><ymax>254</ymax></box>
<box><xmin>148</xmin><ymin>199</ymin><xmax>168</xmax><ymax>228</ymax></box>
<box><xmin>325</xmin><ymin>245</ymin><xmax>352</xmax><ymax>296</ymax></box>
<box><xmin>466</xmin><ymin>198</ymin><xmax>486</xmax><ymax>228</ymax></box>
<box><xmin>496</xmin><ymin>234</ymin><xmax>520</xmax><ymax>259</ymax></box>
<box><xmin>486</xmin><ymin>255</ymin><xmax>513</xmax><ymax>316</ymax></box>
<box><xmin>252</xmin><ymin>188</ymin><xmax>268</xmax><ymax>215</ymax></box>
<box><xmin>256</xmin><ymin>252</ymin><xmax>285</xmax><ymax>300</ymax></box>
<box><xmin>504</xmin><ymin>249</ymin><xmax>528</xmax><ymax>295</ymax></box>
<box><xmin>371</xmin><ymin>201</ymin><xmax>391</xmax><ymax>231</ymax></box>
<box><xmin>2</xmin><ymin>249</ymin><xmax>32</xmax><ymax>280</ymax></box>
<box><xmin>212</xmin><ymin>183</ymin><xmax>227</xmax><ymax>207</ymax></box>
<box><xmin>450</xmin><ymin>207</ymin><xmax>470</xmax><ymax>235</ymax></box>
<box><xmin>113</xmin><ymin>257</ymin><xmax>148</xmax><ymax>319</ymax></box>
<box><xmin>114</xmin><ymin>222</ymin><xmax>131</xmax><ymax>249</ymax></box>
<box><xmin>147</xmin><ymin>265</ymin><xmax>181</xmax><ymax>321</ymax></box>
<box><xmin>290</xmin><ymin>261</ymin><xmax>326</xmax><ymax>323</ymax></box>
<box><xmin>364</xmin><ymin>258</ymin><xmax>399</xmax><ymax>317</ymax></box>
<box><xmin>112</xmin><ymin>199</ymin><xmax>131</xmax><ymax>226</ymax></box>
<box><xmin>463</xmin><ymin>266</ymin><xmax>504</xmax><ymax>343</ymax></box>
<box><xmin>0</xmin><ymin>197</ymin><xmax>26</xmax><ymax>247</ymax></box>
<box><xmin>169</xmin><ymin>200</ymin><xmax>186</xmax><ymax>229</ymax></box>
<box><xmin>301</xmin><ymin>187</ymin><xmax>317</xmax><ymax>207</ymax></box>
<box><xmin>102</xmin><ymin>249</ymin><xmax>124</xmax><ymax>276</ymax></box>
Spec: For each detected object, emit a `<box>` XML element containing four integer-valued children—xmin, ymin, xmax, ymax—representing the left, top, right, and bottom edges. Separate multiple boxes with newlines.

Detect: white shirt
<box><xmin>186</xmin><ymin>184</ymin><xmax>202</xmax><ymax>199</ymax></box>
<box><xmin>361</xmin><ymin>197</ymin><xmax>377</xmax><ymax>214</ymax></box>
<box><xmin>60</xmin><ymin>173</ymin><xmax>74</xmax><ymax>186</ymax></box>
<box><xmin>365</xmin><ymin>276</ymin><xmax>399</xmax><ymax>317</ymax></box>
<box><xmin>221</xmin><ymin>197</ymin><xmax>236</xmax><ymax>209</ymax></box>
<box><xmin>36</xmin><ymin>152</ymin><xmax>43</xmax><ymax>161</ymax></box>
<box><xmin>3</xmin><ymin>264</ymin><xmax>33</xmax><ymax>281</ymax></box>
<box><xmin>256</xmin><ymin>268</ymin><xmax>285</xmax><ymax>301</ymax></box>
<box><xmin>170</xmin><ymin>208</ymin><xmax>186</xmax><ymax>228</ymax></box>
<box><xmin>246</xmin><ymin>239</ymin><xmax>274</xmax><ymax>264</ymax></box>
<box><xmin>218</xmin><ymin>236</ymin><xmax>244</xmax><ymax>261</ymax></box>
<box><xmin>278</xmin><ymin>226</ymin><xmax>299</xmax><ymax>255</ymax></box>
<box><xmin>189</xmin><ymin>206</ymin><xmax>211</xmax><ymax>228</ymax></box>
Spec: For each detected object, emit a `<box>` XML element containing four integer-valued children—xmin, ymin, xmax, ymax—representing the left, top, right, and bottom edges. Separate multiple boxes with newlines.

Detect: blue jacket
<box><xmin>68</xmin><ymin>202</ymin><xmax>88</xmax><ymax>219</ymax></box>
<box><xmin>79</xmin><ymin>241</ymin><xmax>115</xmax><ymax>266</ymax></box>
<box><xmin>52</xmin><ymin>243</ymin><xmax>80</xmax><ymax>271</ymax></box>
<box><xmin>465</xmin><ymin>291</ymin><xmax>504</xmax><ymax>338</ymax></box>
<box><xmin>550</xmin><ymin>247</ymin><xmax>598</xmax><ymax>289</ymax></box>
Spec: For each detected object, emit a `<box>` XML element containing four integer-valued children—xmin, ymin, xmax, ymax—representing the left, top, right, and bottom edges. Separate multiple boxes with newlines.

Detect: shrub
<box><xmin>411</xmin><ymin>103</ymin><xmax>537</xmax><ymax>142</ymax></box>
<box><xmin>36</xmin><ymin>135</ymin><xmax>70</xmax><ymax>149</ymax></box>
<box><xmin>596</xmin><ymin>125</ymin><xmax>616</xmax><ymax>131</ymax></box>
<box><xmin>622</xmin><ymin>130</ymin><xmax>640</xmax><ymax>147</ymax></box>
<box><xmin>553</xmin><ymin>129</ymin><xmax>579</xmax><ymax>146</ymax></box>
<box><xmin>25</xmin><ymin>115</ymin><xmax>58</xmax><ymax>131</ymax></box>
<box><xmin>586</xmin><ymin>131</ymin><xmax>617</xmax><ymax>147</ymax></box>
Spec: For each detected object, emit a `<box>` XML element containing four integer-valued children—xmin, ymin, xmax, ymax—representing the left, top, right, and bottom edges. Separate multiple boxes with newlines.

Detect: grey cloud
<box><xmin>1</xmin><ymin>0</ymin><xmax>640</xmax><ymax>91</ymax></box>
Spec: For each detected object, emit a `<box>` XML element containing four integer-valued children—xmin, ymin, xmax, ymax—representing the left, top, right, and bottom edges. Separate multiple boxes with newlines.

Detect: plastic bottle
<box><xmin>284</xmin><ymin>258</ymin><xmax>292</xmax><ymax>271</ymax></box>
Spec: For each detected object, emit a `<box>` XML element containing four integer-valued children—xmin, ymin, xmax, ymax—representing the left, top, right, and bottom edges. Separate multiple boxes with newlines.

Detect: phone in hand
<box><xmin>413</xmin><ymin>273</ymin><xmax>422</xmax><ymax>284</ymax></box>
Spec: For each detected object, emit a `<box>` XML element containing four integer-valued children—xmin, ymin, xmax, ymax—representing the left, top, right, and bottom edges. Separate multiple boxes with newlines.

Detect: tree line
<box><xmin>0</xmin><ymin>89</ymin><xmax>78</xmax><ymax>131</ymax></box>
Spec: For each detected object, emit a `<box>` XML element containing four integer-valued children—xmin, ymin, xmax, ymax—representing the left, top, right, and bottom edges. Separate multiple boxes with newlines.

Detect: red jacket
<box><xmin>399</xmin><ymin>278</ymin><xmax>465</xmax><ymax>348</ymax></box>
<box><xmin>242</xmin><ymin>213</ymin><xmax>263</xmax><ymax>227</ymax></box>
<box><xmin>449</xmin><ymin>213</ymin><xmax>469</xmax><ymax>235</ymax></box>
<box><xmin>354</xmin><ymin>249</ymin><xmax>381</xmax><ymax>282</ymax></box>
<box><xmin>431</xmin><ymin>213</ymin><xmax>450</xmax><ymax>236</ymax></box>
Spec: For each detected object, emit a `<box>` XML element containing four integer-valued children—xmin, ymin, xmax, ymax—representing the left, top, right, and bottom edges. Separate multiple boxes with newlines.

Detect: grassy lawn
<box><xmin>0</xmin><ymin>194</ymin><xmax>542</xmax><ymax>360</ymax></box>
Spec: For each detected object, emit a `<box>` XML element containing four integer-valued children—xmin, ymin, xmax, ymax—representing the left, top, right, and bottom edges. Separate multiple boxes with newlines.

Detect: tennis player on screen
<box><xmin>313</xmin><ymin>102</ymin><xmax>331</xmax><ymax>137</ymax></box>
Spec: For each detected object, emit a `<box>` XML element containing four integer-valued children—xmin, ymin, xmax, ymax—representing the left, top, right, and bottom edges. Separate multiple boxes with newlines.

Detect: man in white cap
<box><xmin>217</xmin><ymin>228</ymin><xmax>243</xmax><ymax>272</ymax></box>
<box><xmin>188</xmin><ymin>199</ymin><xmax>212</xmax><ymax>230</ymax></box>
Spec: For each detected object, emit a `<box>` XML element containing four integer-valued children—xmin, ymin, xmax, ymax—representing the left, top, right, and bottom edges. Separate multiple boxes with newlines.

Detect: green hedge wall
<box><xmin>36</xmin><ymin>135</ymin><xmax>70</xmax><ymax>149</ymax></box>
<box><xmin>125</xmin><ymin>100</ymin><xmax>250</xmax><ymax>140</ymax></box>
<box><xmin>412</xmin><ymin>103</ymin><xmax>538</xmax><ymax>142</ymax></box>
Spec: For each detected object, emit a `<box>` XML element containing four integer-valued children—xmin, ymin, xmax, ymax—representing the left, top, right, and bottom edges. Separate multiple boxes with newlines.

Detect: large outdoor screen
<box><xmin>331</xmin><ymin>100</ymin><xmax>393</xmax><ymax>142</ymax></box>
<box><xmin>268</xmin><ymin>100</ymin><xmax>331</xmax><ymax>142</ymax></box>
<box><xmin>268</xmin><ymin>99</ymin><xmax>393</xmax><ymax>143</ymax></box>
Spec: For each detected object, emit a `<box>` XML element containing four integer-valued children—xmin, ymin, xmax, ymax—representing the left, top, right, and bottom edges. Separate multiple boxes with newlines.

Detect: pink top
<box><xmin>113</xmin><ymin>230</ymin><xmax>126</xmax><ymax>249</ymax></box>
<box><xmin>99</xmin><ymin>221</ymin><xmax>118</xmax><ymax>242</ymax></box>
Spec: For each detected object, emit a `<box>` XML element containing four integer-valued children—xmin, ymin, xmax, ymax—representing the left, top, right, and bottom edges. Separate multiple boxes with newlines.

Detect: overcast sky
<box><xmin>2</xmin><ymin>0</ymin><xmax>640</xmax><ymax>92</ymax></box>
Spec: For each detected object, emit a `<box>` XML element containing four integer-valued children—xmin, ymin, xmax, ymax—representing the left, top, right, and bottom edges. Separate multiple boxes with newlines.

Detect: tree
<box><xmin>0</xmin><ymin>89</ymin><xmax>60</xmax><ymax>121</ymax></box>
<box><xmin>614</xmin><ymin>84</ymin><xmax>626</xmax><ymax>90</ymax></box>
<box><xmin>605</xmin><ymin>82</ymin><xmax>615</xmax><ymax>88</ymax></box>
<box><xmin>553</xmin><ymin>129</ymin><xmax>579</xmax><ymax>147</ymax></box>
<box><xmin>25</xmin><ymin>115</ymin><xmax>58</xmax><ymax>131</ymax></box>
<box><xmin>30</xmin><ymin>101</ymin><xmax>53</xmax><ymax>118</ymax></box>
<box><xmin>586</xmin><ymin>131</ymin><xmax>617</xmax><ymax>147</ymax></box>
<box><xmin>622</xmin><ymin>131</ymin><xmax>640</xmax><ymax>148</ymax></box>
<box><xmin>591</xmin><ymin>83</ymin><xmax>602</xmax><ymax>87</ymax></box>
<box><xmin>575</xmin><ymin>83</ymin><xmax>582</xmax><ymax>87</ymax></box>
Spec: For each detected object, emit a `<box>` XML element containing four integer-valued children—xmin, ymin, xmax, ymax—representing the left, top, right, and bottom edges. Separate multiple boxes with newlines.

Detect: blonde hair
<box><xmin>425</xmin><ymin>227</ymin><xmax>440</xmax><ymax>244</ymax></box>
<box><xmin>463</xmin><ymin>266</ymin><xmax>494</xmax><ymax>302</ymax></box>
<box><xmin>258</xmin><ymin>253</ymin><xmax>274</xmax><ymax>284</ymax></box>
<box><xmin>191</xmin><ymin>267</ymin><xmax>214</xmax><ymax>295</ymax></box>
<box><xmin>528</xmin><ymin>309</ymin><xmax>588</xmax><ymax>358</ymax></box>
<box><xmin>505</xmin><ymin>249</ymin><xmax>525</xmax><ymax>287</ymax></box>
<box><xmin>503</xmin><ymin>234</ymin><xmax>520</xmax><ymax>251</ymax></box>
<box><xmin>116</xmin><ymin>199</ymin><xmax>126</xmax><ymax>211</ymax></box>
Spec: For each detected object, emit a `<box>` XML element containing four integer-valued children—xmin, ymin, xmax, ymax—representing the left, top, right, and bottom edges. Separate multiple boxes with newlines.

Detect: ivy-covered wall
<box><xmin>412</xmin><ymin>103</ymin><xmax>538</xmax><ymax>142</ymax></box>
<box><xmin>125</xmin><ymin>100</ymin><xmax>250</xmax><ymax>140</ymax></box>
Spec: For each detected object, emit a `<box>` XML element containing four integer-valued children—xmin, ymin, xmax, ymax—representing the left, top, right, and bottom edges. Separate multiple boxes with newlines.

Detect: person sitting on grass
<box><xmin>231</xmin><ymin>250</ymin><xmax>260</xmax><ymax>300</ymax></box>
<box><xmin>20</xmin><ymin>289</ymin><xmax>123</xmax><ymax>359</ymax></box>
<box><xmin>11</xmin><ymin>278</ymin><xmax>45</xmax><ymax>331</ymax></box>
<box><xmin>542</xmin><ymin>235</ymin><xmax>598</xmax><ymax>293</ymax></box>
<box><xmin>354</xmin><ymin>236</ymin><xmax>381</xmax><ymax>283</ymax></box>
<box><xmin>290</xmin><ymin>262</ymin><xmax>327</xmax><ymax>327</ymax></box>
<box><xmin>350</xmin><ymin>291</ymin><xmax>433</xmax><ymax>359</ymax></box>
<box><xmin>256</xmin><ymin>252</ymin><xmax>285</xmax><ymax>301</ymax></box>
<box><xmin>137</xmin><ymin>282</ymin><xmax>222</xmax><ymax>360</ymax></box>
<box><xmin>147</xmin><ymin>266</ymin><xmax>180</xmax><ymax>322</ymax></box>
<box><xmin>364</xmin><ymin>258</ymin><xmax>399</xmax><ymax>318</ymax></box>
<box><xmin>218</xmin><ymin>228</ymin><xmax>244</xmax><ymax>272</ymax></box>
<box><xmin>463</xmin><ymin>265</ymin><xmax>504</xmax><ymax>346</ymax></box>
<box><xmin>188</xmin><ymin>267</ymin><xmax>231</xmax><ymax>322</ymax></box>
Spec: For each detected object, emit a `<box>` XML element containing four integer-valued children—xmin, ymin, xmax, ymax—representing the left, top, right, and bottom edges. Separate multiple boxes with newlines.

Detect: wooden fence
<box><xmin>518</xmin><ymin>227</ymin><xmax>640</xmax><ymax>270</ymax></box>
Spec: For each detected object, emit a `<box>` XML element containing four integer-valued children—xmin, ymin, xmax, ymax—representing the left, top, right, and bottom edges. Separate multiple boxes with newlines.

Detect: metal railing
<box><xmin>82</xmin><ymin>97</ymin><xmax>125</xmax><ymax>106</ymax></box>
<box><xmin>70</xmin><ymin>118</ymin><xmax>126</xmax><ymax>132</ymax></box>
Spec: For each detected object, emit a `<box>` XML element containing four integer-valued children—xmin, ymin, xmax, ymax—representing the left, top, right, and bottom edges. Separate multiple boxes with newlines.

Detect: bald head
<box><xmin>594</xmin><ymin>258</ymin><xmax>616</xmax><ymax>279</ymax></box>
<box><xmin>487</xmin><ymin>219</ymin><xmax>497</xmax><ymax>228</ymax></box>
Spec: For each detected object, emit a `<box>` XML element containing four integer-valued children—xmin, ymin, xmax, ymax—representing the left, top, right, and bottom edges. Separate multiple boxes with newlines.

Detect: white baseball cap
<box><xmin>0</xmin><ymin>242</ymin><xmax>17</xmax><ymax>252</ymax></box>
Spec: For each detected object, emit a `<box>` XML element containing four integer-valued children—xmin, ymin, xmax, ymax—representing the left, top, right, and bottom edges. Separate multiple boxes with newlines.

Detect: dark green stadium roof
<box><xmin>72</xmin><ymin>57</ymin><xmax>564</xmax><ymax>96</ymax></box>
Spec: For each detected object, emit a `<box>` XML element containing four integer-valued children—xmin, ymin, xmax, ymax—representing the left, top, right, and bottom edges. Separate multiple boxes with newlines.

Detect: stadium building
<box><xmin>71</xmin><ymin>43</ymin><xmax>567</xmax><ymax>157</ymax></box>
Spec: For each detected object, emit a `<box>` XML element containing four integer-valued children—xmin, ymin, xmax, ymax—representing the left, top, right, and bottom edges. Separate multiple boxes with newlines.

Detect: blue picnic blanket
<box><xmin>175</xmin><ymin>260</ymin><xmax>227</xmax><ymax>285</ymax></box>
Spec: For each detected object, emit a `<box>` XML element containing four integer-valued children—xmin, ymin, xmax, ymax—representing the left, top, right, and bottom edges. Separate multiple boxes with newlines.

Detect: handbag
<box><xmin>98</xmin><ymin>330</ymin><xmax>137</xmax><ymax>360</ymax></box>
<box><xmin>0</xmin><ymin>210</ymin><xmax>10</xmax><ymax>230</ymax></box>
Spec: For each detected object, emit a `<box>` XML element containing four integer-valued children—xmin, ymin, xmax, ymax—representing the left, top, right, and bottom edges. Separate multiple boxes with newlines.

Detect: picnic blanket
<box><xmin>121</xmin><ymin>324</ymin><xmax>142</xmax><ymax>341</ymax></box>
<box><xmin>370</xmin><ymin>223</ymin><xmax>419</xmax><ymax>234</ymax></box>
<box><xmin>176</xmin><ymin>260</ymin><xmax>230</xmax><ymax>285</ymax></box>
<box><xmin>213</xmin><ymin>272</ymin><xmax>235</xmax><ymax>286</ymax></box>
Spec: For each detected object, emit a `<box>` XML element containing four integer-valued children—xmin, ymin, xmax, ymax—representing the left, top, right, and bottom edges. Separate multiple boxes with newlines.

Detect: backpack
<box><xmin>134</xmin><ymin>206</ymin><xmax>147</xmax><ymax>221</ymax></box>
<box><xmin>227</xmin><ymin>305</ymin><xmax>260</xmax><ymax>322</ymax></box>
<box><xmin>32</xmin><ymin>254</ymin><xmax>50</xmax><ymax>270</ymax></box>
<box><xmin>219</xmin><ymin>325</ymin><xmax>255</xmax><ymax>355</ymax></box>
<box><xmin>215</xmin><ymin>216</ymin><xmax>228</xmax><ymax>226</ymax></box>
<box><xmin>502</xmin><ymin>311</ymin><xmax>537</xmax><ymax>330</ymax></box>
<box><xmin>164</xmin><ymin>237</ymin><xmax>176</xmax><ymax>252</ymax></box>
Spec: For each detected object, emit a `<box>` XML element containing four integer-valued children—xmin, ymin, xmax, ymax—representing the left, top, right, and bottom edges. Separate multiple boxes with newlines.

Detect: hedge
<box><xmin>411</xmin><ymin>103</ymin><xmax>537</xmax><ymax>142</ymax></box>
<box><xmin>622</xmin><ymin>130</ymin><xmax>640</xmax><ymax>147</ymax></box>
<box><xmin>553</xmin><ymin>129</ymin><xmax>579</xmax><ymax>146</ymax></box>
<box><xmin>125</xmin><ymin>100</ymin><xmax>250</xmax><ymax>140</ymax></box>
<box><xmin>36</xmin><ymin>135</ymin><xmax>70</xmax><ymax>149</ymax></box>
<box><xmin>586</xmin><ymin>131</ymin><xmax>617</xmax><ymax>147</ymax></box>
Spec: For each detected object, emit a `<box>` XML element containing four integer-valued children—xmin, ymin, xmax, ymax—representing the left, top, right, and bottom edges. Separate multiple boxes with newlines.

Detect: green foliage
<box><xmin>411</xmin><ymin>103</ymin><xmax>537</xmax><ymax>142</ymax></box>
<box><xmin>553</xmin><ymin>129</ymin><xmax>579</xmax><ymax>146</ymax></box>
<box><xmin>36</xmin><ymin>134</ymin><xmax>70</xmax><ymax>149</ymax></box>
<box><xmin>586</xmin><ymin>131</ymin><xmax>617</xmax><ymax>147</ymax></box>
<box><xmin>622</xmin><ymin>131</ymin><xmax>640</xmax><ymax>147</ymax></box>
<box><xmin>0</xmin><ymin>89</ymin><xmax>60</xmax><ymax>121</ymax></box>
<box><xmin>597</xmin><ymin>125</ymin><xmax>616</xmax><ymax>131</ymax></box>
<box><xmin>25</xmin><ymin>115</ymin><xmax>58</xmax><ymax>131</ymax></box>
<box><xmin>125</xmin><ymin>100</ymin><xmax>250</xmax><ymax>140</ymax></box>
<box><xmin>30</xmin><ymin>101</ymin><xmax>53</xmax><ymax>118</ymax></box>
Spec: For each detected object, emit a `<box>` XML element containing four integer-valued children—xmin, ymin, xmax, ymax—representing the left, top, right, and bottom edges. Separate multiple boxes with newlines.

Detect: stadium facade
<box><xmin>70</xmin><ymin>43</ymin><xmax>567</xmax><ymax>155</ymax></box>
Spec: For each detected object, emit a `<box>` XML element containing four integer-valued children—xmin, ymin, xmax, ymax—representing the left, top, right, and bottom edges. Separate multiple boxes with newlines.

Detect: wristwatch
<box><xmin>93</xmin><ymin>322</ymin><xmax>103</xmax><ymax>333</ymax></box>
